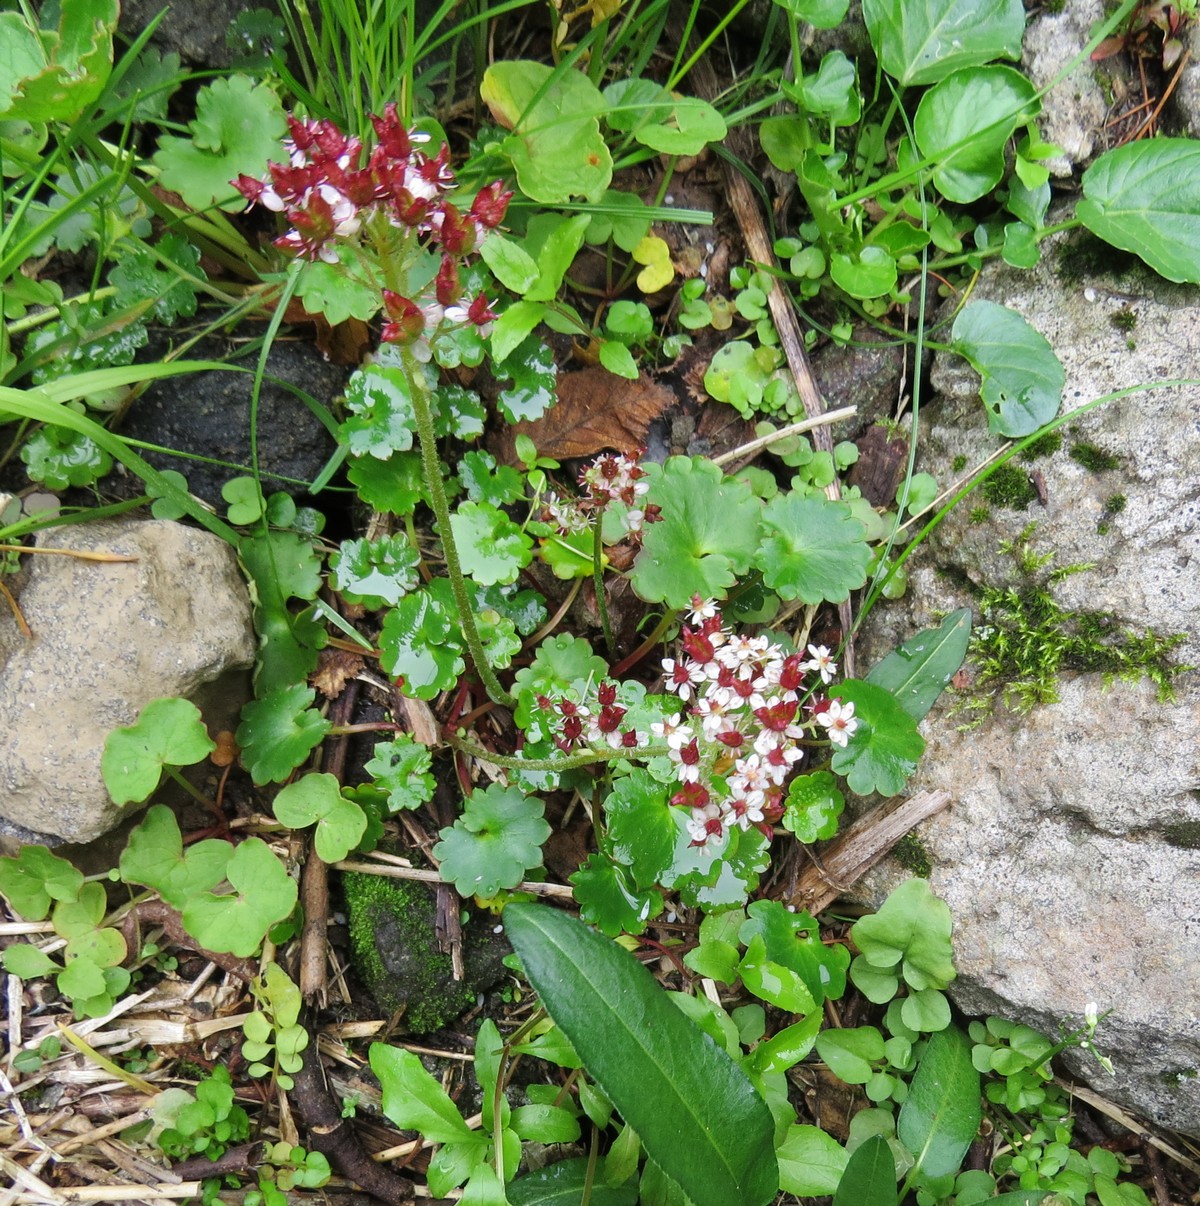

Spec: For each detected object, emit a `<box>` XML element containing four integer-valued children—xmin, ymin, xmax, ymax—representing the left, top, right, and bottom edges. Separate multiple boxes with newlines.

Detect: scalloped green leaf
<box><xmin>862</xmin><ymin>0</ymin><xmax>1025</xmax><ymax>87</ymax></box>
<box><xmin>1077</xmin><ymin>138</ymin><xmax>1200</xmax><ymax>284</ymax></box>
<box><xmin>0</xmin><ymin>846</ymin><xmax>82</xmax><ymax>921</ymax></box>
<box><xmin>451</xmin><ymin>500</ymin><xmax>534</xmax><ymax>586</ymax></box>
<box><xmin>433</xmin><ymin>785</ymin><xmax>551</xmax><ymax>898</ymax></box>
<box><xmin>950</xmin><ymin>301</ymin><xmax>1064</xmax><ymax>437</ymax></box>
<box><xmin>504</xmin><ymin>903</ymin><xmax>778</xmax><ymax>1206</ymax></box>
<box><xmin>347</xmin><ymin>449</ymin><xmax>427</xmax><ymax>516</ymax></box>
<box><xmin>782</xmin><ymin>771</ymin><xmax>845</xmax><ymax>843</ymax></box>
<box><xmin>236</xmin><ymin>684</ymin><xmax>331</xmax><ymax>785</ymax></box>
<box><xmin>339</xmin><ymin>361</ymin><xmax>416</xmax><ymax>459</ymax></box>
<box><xmin>829</xmin><ymin>680</ymin><xmax>925</xmax><ymax>797</ymax></box>
<box><xmin>632</xmin><ymin>457</ymin><xmax>761</xmax><ymax>608</ymax></box>
<box><xmin>378</xmin><ymin>587</ymin><xmax>466</xmax><ymax>699</ymax></box>
<box><xmin>570</xmin><ymin>854</ymin><xmax>663</xmax><ymax>937</ymax></box>
<box><xmin>329</xmin><ymin>534</ymin><xmax>421</xmax><ymax>609</ymax></box>
<box><xmin>511</xmin><ymin>634</ymin><xmax>607</xmax><ymax>742</ymax></box>
<box><xmin>364</xmin><ymin>735</ymin><xmax>435</xmax><ymax>813</ymax></box>
<box><xmin>755</xmin><ymin>493</ymin><xmax>871</xmax><ymax>604</ymax></box>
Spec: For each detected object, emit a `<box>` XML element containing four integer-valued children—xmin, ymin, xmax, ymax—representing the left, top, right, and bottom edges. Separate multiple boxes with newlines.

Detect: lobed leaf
<box><xmin>756</xmin><ymin>493</ymin><xmax>871</xmax><ymax>603</ymax></box>
<box><xmin>102</xmin><ymin>698</ymin><xmax>216</xmax><ymax>806</ymax></box>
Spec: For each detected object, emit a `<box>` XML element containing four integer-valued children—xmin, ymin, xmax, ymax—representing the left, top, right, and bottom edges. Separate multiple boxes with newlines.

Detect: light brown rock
<box><xmin>0</xmin><ymin>520</ymin><xmax>255</xmax><ymax>842</ymax></box>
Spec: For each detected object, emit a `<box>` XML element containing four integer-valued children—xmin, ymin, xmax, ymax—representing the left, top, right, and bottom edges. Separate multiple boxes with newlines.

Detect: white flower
<box><xmin>1084</xmin><ymin>1002</ymin><xmax>1099</xmax><ymax>1028</ymax></box>
<box><xmin>686</xmin><ymin>596</ymin><xmax>719</xmax><ymax>624</ymax></box>
<box><xmin>816</xmin><ymin>699</ymin><xmax>858</xmax><ymax>747</ymax></box>
<box><xmin>802</xmin><ymin>644</ymin><xmax>838</xmax><ymax>685</ymax></box>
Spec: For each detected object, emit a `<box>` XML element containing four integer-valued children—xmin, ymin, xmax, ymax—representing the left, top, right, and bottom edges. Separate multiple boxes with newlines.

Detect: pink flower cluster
<box><xmin>232</xmin><ymin>106</ymin><xmax>511</xmax><ymax>351</ymax></box>
<box><xmin>542</xmin><ymin>451</ymin><xmax>659</xmax><ymax>539</ymax></box>
<box><xmin>656</xmin><ymin>598</ymin><xmax>858</xmax><ymax>849</ymax></box>
<box><xmin>537</xmin><ymin>680</ymin><xmax>647</xmax><ymax>752</ymax></box>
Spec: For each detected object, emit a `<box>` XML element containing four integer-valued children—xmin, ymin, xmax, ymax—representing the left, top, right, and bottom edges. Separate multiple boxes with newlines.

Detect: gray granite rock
<box><xmin>855</xmin><ymin>225</ymin><xmax>1200</xmax><ymax>1134</ymax></box>
<box><xmin>0</xmin><ymin>520</ymin><xmax>255</xmax><ymax>843</ymax></box>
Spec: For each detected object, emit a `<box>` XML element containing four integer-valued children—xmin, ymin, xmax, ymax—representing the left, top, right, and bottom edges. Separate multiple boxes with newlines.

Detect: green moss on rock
<box><xmin>1162</xmin><ymin>821</ymin><xmax>1200</xmax><ymax>851</ymax></box>
<box><xmin>982</xmin><ymin>464</ymin><xmax>1037</xmax><ymax>510</ymax></box>
<box><xmin>342</xmin><ymin>871</ymin><xmax>510</xmax><ymax>1033</ymax></box>
<box><xmin>1069</xmin><ymin>442</ymin><xmax>1120</xmax><ymax>473</ymax></box>
<box><xmin>892</xmin><ymin>833</ymin><xmax>932</xmax><ymax>878</ymax></box>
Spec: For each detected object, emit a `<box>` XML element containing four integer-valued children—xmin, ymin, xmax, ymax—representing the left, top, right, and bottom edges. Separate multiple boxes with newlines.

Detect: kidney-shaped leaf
<box><xmin>102</xmin><ymin>697</ymin><xmax>215</xmax><ymax>806</ymax></box>
<box><xmin>504</xmin><ymin>903</ymin><xmax>778</xmax><ymax>1206</ymax></box>
<box><xmin>1077</xmin><ymin>138</ymin><xmax>1200</xmax><ymax>284</ymax></box>
<box><xmin>862</xmin><ymin>0</ymin><xmax>1025</xmax><ymax>86</ymax></box>
<box><xmin>897</xmin><ymin>1025</ymin><xmax>981</xmax><ymax>1179</ymax></box>
<box><xmin>866</xmin><ymin>609</ymin><xmax>972</xmax><ymax>721</ymax></box>
<box><xmin>951</xmin><ymin>301</ymin><xmax>1065</xmax><ymax>437</ymax></box>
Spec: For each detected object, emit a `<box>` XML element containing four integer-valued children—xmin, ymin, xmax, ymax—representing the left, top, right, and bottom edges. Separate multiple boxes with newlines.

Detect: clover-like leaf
<box><xmin>153</xmin><ymin>75</ymin><xmax>286</xmax><ymax>210</ymax></box>
<box><xmin>433</xmin><ymin>784</ymin><xmax>551</xmax><ymax>898</ymax></box>
<box><xmin>119</xmin><ymin>805</ymin><xmax>231</xmax><ymax>908</ymax></box>
<box><xmin>222</xmin><ymin>476</ymin><xmax>265</xmax><ymax>525</ymax></box>
<box><xmin>783</xmin><ymin>771</ymin><xmax>845</xmax><ymax>843</ymax></box>
<box><xmin>273</xmin><ymin>773</ymin><xmax>367</xmax><ymax>863</ymax></box>
<box><xmin>236</xmin><ymin>685</ymin><xmax>332</xmax><ymax>785</ymax></box>
<box><xmin>0</xmin><ymin>846</ymin><xmax>83</xmax><ymax>921</ymax></box>
<box><xmin>951</xmin><ymin>300</ymin><xmax>1065</xmax><ymax>437</ymax></box>
<box><xmin>571</xmin><ymin>854</ymin><xmax>663</xmax><ymax>937</ymax></box>
<box><xmin>378</xmin><ymin>586</ymin><xmax>466</xmax><ymax>699</ymax></box>
<box><xmin>363</xmin><ymin>735</ymin><xmax>435</xmax><ymax>813</ymax></box>
<box><xmin>755</xmin><ymin>493</ymin><xmax>871</xmax><ymax>604</ymax></box>
<box><xmin>102</xmin><ymin>698</ymin><xmax>216</xmax><ymax>806</ymax></box>
<box><xmin>340</xmin><ymin>360</ymin><xmax>416</xmax><ymax>459</ymax></box>
<box><xmin>829</xmin><ymin>680</ymin><xmax>925</xmax><ymax>797</ymax></box>
<box><xmin>634</xmin><ymin>96</ymin><xmax>727</xmax><ymax>156</ymax></box>
<box><xmin>182</xmin><ymin>837</ymin><xmax>298</xmax><ymax>957</ymax></box>
<box><xmin>632</xmin><ymin>457</ymin><xmax>761</xmax><ymax>608</ymax></box>
<box><xmin>329</xmin><ymin>534</ymin><xmax>421</xmax><ymax>609</ymax></box>
<box><xmin>451</xmin><ymin>500</ymin><xmax>534</xmax><ymax>586</ymax></box>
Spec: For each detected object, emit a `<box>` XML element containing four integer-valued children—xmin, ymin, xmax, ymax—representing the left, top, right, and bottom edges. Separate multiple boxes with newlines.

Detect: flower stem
<box><xmin>404</xmin><ymin>353</ymin><xmax>516</xmax><ymax>709</ymax></box>
<box><xmin>592</xmin><ymin>512</ymin><xmax>615</xmax><ymax>659</ymax></box>
<box><xmin>449</xmin><ymin>733</ymin><xmax>668</xmax><ymax>772</ymax></box>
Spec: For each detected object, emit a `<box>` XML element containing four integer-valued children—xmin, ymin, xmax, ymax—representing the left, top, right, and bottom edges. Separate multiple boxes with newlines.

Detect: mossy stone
<box><xmin>343</xmin><ymin>871</ymin><xmax>510</xmax><ymax>1033</ymax></box>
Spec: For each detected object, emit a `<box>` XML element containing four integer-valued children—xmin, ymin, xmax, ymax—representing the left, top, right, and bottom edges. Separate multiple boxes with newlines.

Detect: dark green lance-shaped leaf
<box><xmin>913</xmin><ymin>67</ymin><xmax>1039</xmax><ymax>204</ymax></box>
<box><xmin>756</xmin><ymin>493</ymin><xmax>871</xmax><ymax>604</ymax></box>
<box><xmin>1077</xmin><ymin>138</ymin><xmax>1200</xmax><ymax>284</ymax></box>
<box><xmin>897</xmin><ymin>1025</ymin><xmax>981</xmax><ymax>1179</ymax></box>
<box><xmin>632</xmin><ymin>457</ymin><xmax>762</xmax><ymax>608</ymax></box>
<box><xmin>950</xmin><ymin>301</ymin><xmax>1065</xmax><ymax>437</ymax></box>
<box><xmin>504</xmin><ymin>903</ymin><xmax>778</xmax><ymax>1206</ymax></box>
<box><xmin>866</xmin><ymin>609</ymin><xmax>972</xmax><ymax>721</ymax></box>
<box><xmin>371</xmin><ymin>1043</ymin><xmax>476</xmax><ymax>1143</ymax></box>
<box><xmin>508</xmin><ymin>1158</ymin><xmax>637</xmax><ymax>1205</ymax></box>
<box><xmin>102</xmin><ymin>697</ymin><xmax>216</xmax><ymax>805</ymax></box>
<box><xmin>829</xmin><ymin>681</ymin><xmax>925</xmax><ymax>797</ymax></box>
<box><xmin>862</xmin><ymin>0</ymin><xmax>1025</xmax><ymax>86</ymax></box>
<box><xmin>832</xmin><ymin>1134</ymin><xmax>897</xmax><ymax>1206</ymax></box>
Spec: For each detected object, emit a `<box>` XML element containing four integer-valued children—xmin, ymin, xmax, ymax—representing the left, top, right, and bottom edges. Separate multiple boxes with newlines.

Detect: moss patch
<box><xmin>982</xmin><ymin>464</ymin><xmax>1037</xmax><ymax>510</ymax></box>
<box><xmin>958</xmin><ymin>530</ymin><xmax>1189</xmax><ymax>720</ymax></box>
<box><xmin>1018</xmin><ymin>431</ymin><xmax>1063</xmax><ymax>461</ymax></box>
<box><xmin>342</xmin><ymin>871</ymin><xmax>510</xmax><ymax>1033</ymax></box>
<box><xmin>1162</xmin><ymin>821</ymin><xmax>1200</xmax><ymax>851</ymax></box>
<box><xmin>1070</xmin><ymin>442</ymin><xmax>1120</xmax><ymax>473</ymax></box>
<box><xmin>891</xmin><ymin>833</ymin><xmax>932</xmax><ymax>877</ymax></box>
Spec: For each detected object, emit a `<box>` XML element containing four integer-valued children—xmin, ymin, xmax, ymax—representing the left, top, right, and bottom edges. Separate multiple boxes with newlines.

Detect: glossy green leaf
<box><xmin>914</xmin><ymin>67</ymin><xmax>1039</xmax><ymax>204</ymax></box>
<box><xmin>480</xmin><ymin>233</ymin><xmax>539</xmax><ymax>294</ymax></box>
<box><xmin>817</xmin><ymin>1026</ymin><xmax>886</xmax><ymax>1084</ymax></box>
<box><xmin>181</xmin><ymin>837</ymin><xmax>298</xmax><ymax>957</ymax></box>
<box><xmin>494</xmin><ymin>334</ymin><xmax>557</xmax><ymax>423</ymax></box>
<box><xmin>21</xmin><ymin>425</ymin><xmax>112</xmax><ymax>489</ymax></box>
<box><xmin>950</xmin><ymin>301</ymin><xmax>1065</xmax><ymax>437</ymax></box>
<box><xmin>347</xmin><ymin>449</ymin><xmax>427</xmax><ymax>516</ymax></box>
<box><xmin>777</xmin><ymin>1125</ymin><xmax>848</xmax><ymax>1195</ymax></box>
<box><xmin>756</xmin><ymin>493</ymin><xmax>871</xmax><ymax>603</ymax></box>
<box><xmin>452</xmin><ymin>500</ymin><xmax>534</xmax><ymax>586</ymax></box>
<box><xmin>771</xmin><ymin>0</ymin><xmax>851</xmax><ymax>28</ymax></box>
<box><xmin>505</xmin><ymin>903</ymin><xmax>778</xmax><ymax>1206</ymax></box>
<box><xmin>491</xmin><ymin>300</ymin><xmax>547</xmax><ymax>364</ymax></box>
<box><xmin>603</xmin><ymin>769</ymin><xmax>676</xmax><ymax>888</ymax></box>
<box><xmin>783</xmin><ymin>770</ymin><xmax>845</xmax><ymax>842</ymax></box>
<box><xmin>364</xmin><ymin>735</ymin><xmax>434</xmax><ymax>813</ymax></box>
<box><xmin>340</xmin><ymin>361</ymin><xmax>416</xmax><ymax>459</ymax></box>
<box><xmin>787</xmin><ymin>51</ymin><xmax>859</xmax><ymax>121</ymax></box>
<box><xmin>633</xmin><ymin>457</ymin><xmax>761</xmax><ymax>608</ymax></box>
<box><xmin>511</xmin><ymin>633</ymin><xmax>607</xmax><ymax>742</ymax></box>
<box><xmin>508</xmin><ymin>1158</ymin><xmax>637</xmax><ymax>1205</ymax></box>
<box><xmin>862</xmin><ymin>0</ymin><xmax>1025</xmax><ymax>86</ymax></box>
<box><xmin>119</xmin><ymin>805</ymin><xmax>231</xmax><ymax>909</ymax></box>
<box><xmin>599</xmin><ymin>340</ymin><xmax>639</xmax><ymax>379</ymax></box>
<box><xmin>1077</xmin><ymin>138</ymin><xmax>1200</xmax><ymax>284</ymax></box>
<box><xmin>739</xmin><ymin>898</ymin><xmax>849</xmax><ymax>1005</ymax></box>
<box><xmin>738</xmin><ymin>935</ymin><xmax>818</xmax><ymax>1014</ymax></box>
<box><xmin>329</xmin><ymin>534</ymin><xmax>420</xmax><ymax>608</ymax></box>
<box><xmin>236</xmin><ymin>685</ymin><xmax>331</xmax><ymax>785</ymax></box>
<box><xmin>986</xmin><ymin>1193</ymin><xmax>1056</xmax><ymax>1205</ymax></box>
<box><xmin>378</xmin><ymin>586</ymin><xmax>466</xmax><ymax>700</ymax></box>
<box><xmin>434</xmin><ymin>785</ymin><xmax>551</xmax><ymax>897</ymax></box>
<box><xmin>897</xmin><ymin>1026</ymin><xmax>981</xmax><ymax>1179</ymax></box>
<box><xmin>866</xmin><ymin>609</ymin><xmax>972</xmax><ymax>721</ymax></box>
<box><xmin>101</xmin><ymin>698</ymin><xmax>216</xmax><ymax>806</ymax></box>
<box><xmin>527</xmin><ymin>213</ymin><xmax>592</xmax><ymax>301</ymax></box>
<box><xmin>371</xmin><ymin>1043</ymin><xmax>476</xmax><ymax>1143</ymax></box>
<box><xmin>571</xmin><ymin>854</ymin><xmax>663</xmax><ymax>937</ymax></box>
<box><xmin>829</xmin><ymin>680</ymin><xmax>925</xmax><ymax>797</ymax></box>
<box><xmin>832</xmin><ymin>1133</ymin><xmax>897</xmax><ymax>1206</ymax></box>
